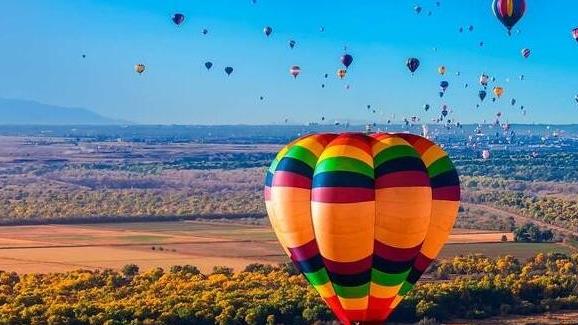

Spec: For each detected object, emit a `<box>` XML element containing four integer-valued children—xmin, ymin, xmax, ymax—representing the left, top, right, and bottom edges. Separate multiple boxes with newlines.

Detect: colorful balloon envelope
<box><xmin>265</xmin><ymin>133</ymin><xmax>460</xmax><ymax>324</ymax></box>
<box><xmin>572</xmin><ymin>28</ymin><xmax>578</xmax><ymax>42</ymax></box>
<box><xmin>521</xmin><ymin>48</ymin><xmax>531</xmax><ymax>58</ymax></box>
<box><xmin>492</xmin><ymin>0</ymin><xmax>526</xmax><ymax>35</ymax></box>
<box><xmin>337</xmin><ymin>68</ymin><xmax>347</xmax><ymax>79</ymax></box>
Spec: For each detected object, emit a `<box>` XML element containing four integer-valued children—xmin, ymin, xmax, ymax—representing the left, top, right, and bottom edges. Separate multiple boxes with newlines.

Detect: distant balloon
<box><xmin>324</xmin><ymin>73</ymin><xmax>329</xmax><ymax>79</ymax></box>
<box><xmin>321</xmin><ymin>84</ymin><xmax>325</xmax><ymax>88</ymax></box>
<box><xmin>482</xmin><ymin>149</ymin><xmax>491</xmax><ymax>160</ymax></box>
<box><xmin>81</xmin><ymin>54</ymin><xmax>86</xmax><ymax>58</ymax></box>
<box><xmin>511</xmin><ymin>98</ymin><xmax>516</xmax><ymax>106</ymax></box>
<box><xmin>289</xmin><ymin>65</ymin><xmax>301</xmax><ymax>78</ymax></box>
<box><xmin>172</xmin><ymin>13</ymin><xmax>185</xmax><ymax>26</ymax></box>
<box><xmin>224</xmin><ymin>66</ymin><xmax>234</xmax><ymax>76</ymax></box>
<box><xmin>519</xmin><ymin>74</ymin><xmax>525</xmax><ymax>80</ymax></box>
<box><xmin>320</xmin><ymin>26</ymin><xmax>325</xmax><ymax>32</ymax></box>
<box><xmin>464</xmin><ymin>83</ymin><xmax>469</xmax><ymax>88</ymax></box>
<box><xmin>492</xmin><ymin>0</ymin><xmax>526</xmax><ymax>35</ymax></box>
<box><xmin>480</xmin><ymin>74</ymin><xmax>489</xmax><ymax>87</ymax></box>
<box><xmin>414</xmin><ymin>5</ymin><xmax>422</xmax><ymax>14</ymax></box>
<box><xmin>424</xmin><ymin>104</ymin><xmax>430</xmax><ymax>111</ymax></box>
<box><xmin>202</xmin><ymin>28</ymin><xmax>209</xmax><ymax>35</ymax></box>
<box><xmin>260</xmin><ymin>96</ymin><xmax>264</xmax><ymax>100</ymax></box>
<box><xmin>459</xmin><ymin>27</ymin><xmax>464</xmax><ymax>33</ymax></box>
<box><xmin>406</xmin><ymin>57</ymin><xmax>420</xmax><ymax>73</ymax></box>
<box><xmin>439</xmin><ymin>91</ymin><xmax>444</xmax><ymax>98</ymax></box>
<box><xmin>341</xmin><ymin>54</ymin><xmax>353</xmax><ymax>68</ymax></box>
<box><xmin>479</xmin><ymin>41</ymin><xmax>485</xmax><ymax>47</ymax></box>
<box><xmin>521</xmin><ymin>48</ymin><xmax>531</xmax><ymax>58</ymax></box>
<box><xmin>436</xmin><ymin>1</ymin><xmax>441</xmax><ymax>7</ymax></box>
<box><xmin>575</xmin><ymin>94</ymin><xmax>578</xmax><ymax>104</ymax></box>
<box><xmin>440</xmin><ymin>80</ymin><xmax>449</xmax><ymax>92</ymax></box>
<box><xmin>337</xmin><ymin>68</ymin><xmax>347</xmax><ymax>79</ymax></box>
<box><xmin>441</xmin><ymin>105</ymin><xmax>448</xmax><ymax>117</ymax></box>
<box><xmin>572</xmin><ymin>28</ymin><xmax>578</xmax><ymax>42</ymax></box>
<box><xmin>204</xmin><ymin>62</ymin><xmax>213</xmax><ymax>70</ymax></box>
<box><xmin>493</xmin><ymin>86</ymin><xmax>504</xmax><ymax>98</ymax></box>
<box><xmin>468</xmin><ymin>25</ymin><xmax>474</xmax><ymax>32</ymax></box>
<box><xmin>263</xmin><ymin>26</ymin><xmax>273</xmax><ymax>37</ymax></box>
<box><xmin>135</xmin><ymin>64</ymin><xmax>145</xmax><ymax>74</ymax></box>
<box><xmin>479</xmin><ymin>90</ymin><xmax>487</xmax><ymax>101</ymax></box>
<box><xmin>438</xmin><ymin>65</ymin><xmax>446</xmax><ymax>75</ymax></box>
<box><xmin>289</xmin><ymin>40</ymin><xmax>296</xmax><ymax>49</ymax></box>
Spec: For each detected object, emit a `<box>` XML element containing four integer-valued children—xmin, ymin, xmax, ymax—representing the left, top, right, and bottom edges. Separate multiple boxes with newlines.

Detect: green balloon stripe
<box><xmin>333</xmin><ymin>282</ymin><xmax>370</xmax><ymax>299</ymax></box>
<box><xmin>371</xmin><ymin>268</ymin><xmax>410</xmax><ymax>286</ymax></box>
<box><xmin>373</xmin><ymin>145</ymin><xmax>419</xmax><ymax>167</ymax></box>
<box><xmin>285</xmin><ymin>145</ymin><xmax>318</xmax><ymax>169</ymax></box>
<box><xmin>304</xmin><ymin>268</ymin><xmax>331</xmax><ymax>286</ymax></box>
<box><xmin>314</xmin><ymin>157</ymin><xmax>374</xmax><ymax>179</ymax></box>
<box><xmin>427</xmin><ymin>156</ymin><xmax>454</xmax><ymax>177</ymax></box>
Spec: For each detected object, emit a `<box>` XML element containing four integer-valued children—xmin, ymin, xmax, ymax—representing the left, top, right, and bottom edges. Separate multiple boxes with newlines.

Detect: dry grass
<box><xmin>0</xmin><ymin>222</ymin><xmax>570</xmax><ymax>274</ymax></box>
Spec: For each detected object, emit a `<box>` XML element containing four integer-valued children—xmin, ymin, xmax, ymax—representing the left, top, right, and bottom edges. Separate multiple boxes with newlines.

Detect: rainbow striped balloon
<box><xmin>492</xmin><ymin>0</ymin><xmax>526</xmax><ymax>35</ymax></box>
<box><xmin>264</xmin><ymin>132</ymin><xmax>460</xmax><ymax>324</ymax></box>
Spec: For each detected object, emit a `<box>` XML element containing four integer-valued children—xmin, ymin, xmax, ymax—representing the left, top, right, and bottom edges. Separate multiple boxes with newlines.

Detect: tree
<box><xmin>121</xmin><ymin>264</ymin><xmax>139</xmax><ymax>278</ymax></box>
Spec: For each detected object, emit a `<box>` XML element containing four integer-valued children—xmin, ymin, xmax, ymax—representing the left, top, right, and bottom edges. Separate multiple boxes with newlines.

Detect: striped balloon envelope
<box><xmin>264</xmin><ymin>132</ymin><xmax>460</xmax><ymax>324</ymax></box>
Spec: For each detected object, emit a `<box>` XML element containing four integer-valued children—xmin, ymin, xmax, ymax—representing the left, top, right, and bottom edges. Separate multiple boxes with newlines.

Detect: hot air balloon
<box><xmin>406</xmin><ymin>58</ymin><xmax>420</xmax><ymax>74</ymax></box>
<box><xmin>492</xmin><ymin>0</ymin><xmax>526</xmax><ymax>35</ymax></box>
<box><xmin>438</xmin><ymin>66</ymin><xmax>446</xmax><ymax>75</ymax></box>
<box><xmin>290</xmin><ymin>66</ymin><xmax>301</xmax><ymax>78</ymax></box>
<box><xmin>482</xmin><ymin>149</ymin><xmax>491</xmax><ymax>160</ymax></box>
<box><xmin>81</xmin><ymin>54</ymin><xmax>86</xmax><ymax>58</ymax></box>
<box><xmin>264</xmin><ymin>26</ymin><xmax>273</xmax><ymax>37</ymax></box>
<box><xmin>324</xmin><ymin>73</ymin><xmax>329</xmax><ymax>79</ymax></box>
<box><xmin>289</xmin><ymin>40</ymin><xmax>296</xmax><ymax>49</ymax></box>
<box><xmin>511</xmin><ymin>98</ymin><xmax>516</xmax><ymax>106</ymax></box>
<box><xmin>135</xmin><ymin>64</ymin><xmax>145</xmax><ymax>74</ymax></box>
<box><xmin>480</xmin><ymin>74</ymin><xmax>489</xmax><ymax>87</ymax></box>
<box><xmin>265</xmin><ymin>133</ymin><xmax>460</xmax><ymax>324</ymax></box>
<box><xmin>414</xmin><ymin>5</ymin><xmax>422</xmax><ymax>14</ymax></box>
<box><xmin>172</xmin><ymin>13</ymin><xmax>185</xmax><ymax>26</ymax></box>
<box><xmin>572</xmin><ymin>28</ymin><xmax>578</xmax><ymax>42</ymax></box>
<box><xmin>459</xmin><ymin>27</ymin><xmax>464</xmax><ymax>33</ymax></box>
<box><xmin>321</xmin><ymin>84</ymin><xmax>326</xmax><ymax>88</ymax></box>
<box><xmin>493</xmin><ymin>86</ymin><xmax>504</xmax><ymax>98</ymax></box>
<box><xmin>521</xmin><ymin>48</ymin><xmax>531</xmax><ymax>58</ymax></box>
<box><xmin>440</xmin><ymin>80</ymin><xmax>449</xmax><ymax>92</ymax></box>
<box><xmin>204</xmin><ymin>62</ymin><xmax>213</xmax><ymax>70</ymax></box>
<box><xmin>224</xmin><ymin>66</ymin><xmax>234</xmax><ymax>76</ymax></box>
<box><xmin>479</xmin><ymin>90</ymin><xmax>487</xmax><ymax>101</ymax></box>
<box><xmin>202</xmin><ymin>28</ymin><xmax>209</xmax><ymax>35</ymax></box>
<box><xmin>441</xmin><ymin>105</ymin><xmax>448</xmax><ymax>117</ymax></box>
<box><xmin>341</xmin><ymin>54</ymin><xmax>353</xmax><ymax>68</ymax></box>
<box><xmin>574</xmin><ymin>94</ymin><xmax>578</xmax><ymax>104</ymax></box>
<box><xmin>424</xmin><ymin>104</ymin><xmax>430</xmax><ymax>111</ymax></box>
<box><xmin>468</xmin><ymin>25</ymin><xmax>474</xmax><ymax>32</ymax></box>
<box><xmin>337</xmin><ymin>68</ymin><xmax>347</xmax><ymax>79</ymax></box>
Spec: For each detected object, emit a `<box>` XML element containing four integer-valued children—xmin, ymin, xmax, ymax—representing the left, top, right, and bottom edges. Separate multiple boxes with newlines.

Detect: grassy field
<box><xmin>0</xmin><ymin>221</ymin><xmax>572</xmax><ymax>274</ymax></box>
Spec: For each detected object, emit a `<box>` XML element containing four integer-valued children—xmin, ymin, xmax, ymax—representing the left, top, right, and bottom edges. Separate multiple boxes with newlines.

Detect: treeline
<box><xmin>0</xmin><ymin>254</ymin><xmax>577</xmax><ymax>324</ymax></box>
<box><xmin>464</xmin><ymin>190</ymin><xmax>578</xmax><ymax>232</ymax></box>
<box><xmin>453</xmin><ymin>152</ymin><xmax>578</xmax><ymax>182</ymax></box>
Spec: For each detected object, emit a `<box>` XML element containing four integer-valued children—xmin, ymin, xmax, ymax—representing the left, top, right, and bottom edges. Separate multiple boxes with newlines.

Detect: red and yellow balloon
<box><xmin>264</xmin><ymin>132</ymin><xmax>460</xmax><ymax>324</ymax></box>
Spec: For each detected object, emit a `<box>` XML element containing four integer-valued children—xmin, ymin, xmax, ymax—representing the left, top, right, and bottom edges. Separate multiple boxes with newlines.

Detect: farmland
<box><xmin>0</xmin><ymin>220</ymin><xmax>570</xmax><ymax>274</ymax></box>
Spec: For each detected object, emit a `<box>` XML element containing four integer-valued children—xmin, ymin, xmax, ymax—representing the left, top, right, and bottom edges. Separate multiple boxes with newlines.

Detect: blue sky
<box><xmin>0</xmin><ymin>0</ymin><xmax>576</xmax><ymax>124</ymax></box>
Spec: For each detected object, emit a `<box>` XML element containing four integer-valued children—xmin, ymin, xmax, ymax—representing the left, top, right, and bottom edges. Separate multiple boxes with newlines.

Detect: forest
<box><xmin>0</xmin><ymin>253</ymin><xmax>576</xmax><ymax>324</ymax></box>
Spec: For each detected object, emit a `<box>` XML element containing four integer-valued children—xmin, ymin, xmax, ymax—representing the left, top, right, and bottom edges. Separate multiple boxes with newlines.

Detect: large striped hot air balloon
<box><xmin>264</xmin><ymin>132</ymin><xmax>460</xmax><ymax>325</ymax></box>
<box><xmin>492</xmin><ymin>0</ymin><xmax>526</xmax><ymax>35</ymax></box>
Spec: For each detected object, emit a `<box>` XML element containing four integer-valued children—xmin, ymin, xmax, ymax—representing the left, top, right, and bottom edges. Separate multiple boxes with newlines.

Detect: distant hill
<box><xmin>0</xmin><ymin>98</ymin><xmax>129</xmax><ymax>125</ymax></box>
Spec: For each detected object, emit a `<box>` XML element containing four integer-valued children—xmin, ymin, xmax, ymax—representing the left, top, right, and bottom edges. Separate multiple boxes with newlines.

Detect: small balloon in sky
<box><xmin>263</xmin><ymin>26</ymin><xmax>272</xmax><ymax>37</ymax></box>
<box><xmin>288</xmin><ymin>40</ymin><xmax>296</xmax><ymax>49</ymax></box>
<box><xmin>224</xmin><ymin>66</ymin><xmax>234</xmax><ymax>76</ymax></box>
<box><xmin>172</xmin><ymin>13</ymin><xmax>185</xmax><ymax>26</ymax></box>
<box><xmin>202</xmin><ymin>28</ymin><xmax>209</xmax><ymax>35</ymax></box>
<box><xmin>204</xmin><ymin>61</ymin><xmax>213</xmax><ymax>70</ymax></box>
<box><xmin>414</xmin><ymin>5</ymin><xmax>422</xmax><ymax>14</ymax></box>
